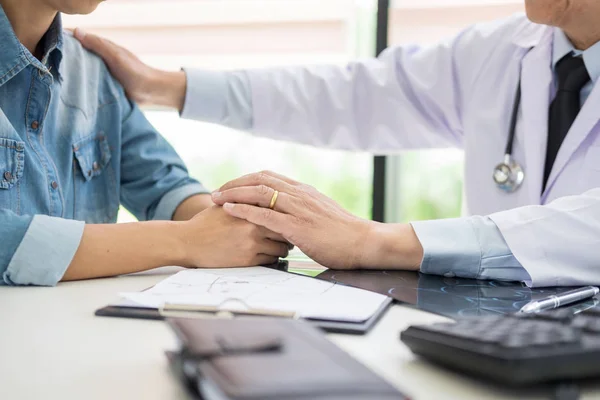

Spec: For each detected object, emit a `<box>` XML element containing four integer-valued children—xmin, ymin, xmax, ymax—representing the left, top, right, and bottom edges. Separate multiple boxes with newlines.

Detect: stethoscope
<box><xmin>493</xmin><ymin>79</ymin><xmax>525</xmax><ymax>193</ymax></box>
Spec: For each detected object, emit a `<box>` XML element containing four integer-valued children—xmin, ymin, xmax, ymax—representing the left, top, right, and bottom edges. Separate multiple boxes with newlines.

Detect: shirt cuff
<box><xmin>181</xmin><ymin>69</ymin><xmax>228</xmax><ymax>122</ymax></box>
<box><xmin>411</xmin><ymin>218</ymin><xmax>482</xmax><ymax>279</ymax></box>
<box><xmin>3</xmin><ymin>215</ymin><xmax>85</xmax><ymax>286</ymax></box>
<box><xmin>152</xmin><ymin>183</ymin><xmax>210</xmax><ymax>221</ymax></box>
<box><xmin>412</xmin><ymin>216</ymin><xmax>530</xmax><ymax>284</ymax></box>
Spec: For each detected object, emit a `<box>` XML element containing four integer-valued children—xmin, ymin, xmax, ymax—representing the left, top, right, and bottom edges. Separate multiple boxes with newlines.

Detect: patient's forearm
<box><xmin>63</xmin><ymin>193</ymin><xmax>214</xmax><ymax>281</ymax></box>
<box><xmin>61</xmin><ymin>221</ymin><xmax>186</xmax><ymax>281</ymax></box>
<box><xmin>172</xmin><ymin>194</ymin><xmax>214</xmax><ymax>221</ymax></box>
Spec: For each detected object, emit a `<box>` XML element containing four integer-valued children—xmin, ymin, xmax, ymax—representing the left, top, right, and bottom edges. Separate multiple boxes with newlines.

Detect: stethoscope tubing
<box><xmin>505</xmin><ymin>80</ymin><xmax>522</xmax><ymax>156</ymax></box>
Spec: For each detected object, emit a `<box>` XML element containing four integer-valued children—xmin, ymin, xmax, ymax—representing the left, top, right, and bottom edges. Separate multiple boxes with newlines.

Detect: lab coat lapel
<box><xmin>544</xmin><ymin>81</ymin><xmax>600</xmax><ymax>194</ymax></box>
<box><xmin>520</xmin><ymin>30</ymin><xmax>554</xmax><ymax>204</ymax></box>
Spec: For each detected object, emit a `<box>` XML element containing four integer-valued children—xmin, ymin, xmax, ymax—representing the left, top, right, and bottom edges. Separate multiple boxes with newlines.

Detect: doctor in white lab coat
<box><xmin>74</xmin><ymin>0</ymin><xmax>600</xmax><ymax>287</ymax></box>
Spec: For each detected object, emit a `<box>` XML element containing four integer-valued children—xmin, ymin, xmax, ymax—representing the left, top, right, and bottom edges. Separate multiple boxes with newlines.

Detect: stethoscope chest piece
<box><xmin>494</xmin><ymin>75</ymin><xmax>525</xmax><ymax>193</ymax></box>
<box><xmin>493</xmin><ymin>154</ymin><xmax>524</xmax><ymax>193</ymax></box>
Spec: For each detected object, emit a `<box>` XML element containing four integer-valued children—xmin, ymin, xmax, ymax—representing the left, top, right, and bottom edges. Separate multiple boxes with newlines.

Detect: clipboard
<box><xmin>95</xmin><ymin>262</ymin><xmax>392</xmax><ymax>335</ymax></box>
<box><xmin>95</xmin><ymin>297</ymin><xmax>392</xmax><ymax>335</ymax></box>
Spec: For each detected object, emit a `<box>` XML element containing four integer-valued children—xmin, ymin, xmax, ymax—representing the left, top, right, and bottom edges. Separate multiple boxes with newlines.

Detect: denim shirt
<box><xmin>0</xmin><ymin>10</ymin><xmax>208</xmax><ymax>286</ymax></box>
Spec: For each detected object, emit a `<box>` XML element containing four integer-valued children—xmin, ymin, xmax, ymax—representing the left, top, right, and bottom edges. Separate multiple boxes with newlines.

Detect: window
<box><xmin>63</xmin><ymin>0</ymin><xmax>378</xmax><ymax>222</ymax></box>
<box><xmin>382</xmin><ymin>0</ymin><xmax>525</xmax><ymax>222</ymax></box>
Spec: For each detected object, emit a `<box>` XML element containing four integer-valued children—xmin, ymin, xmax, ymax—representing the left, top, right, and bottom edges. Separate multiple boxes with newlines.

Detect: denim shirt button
<box><xmin>87</xmin><ymin>170</ymin><xmax>92</xmax><ymax>177</ymax></box>
<box><xmin>4</xmin><ymin>171</ymin><xmax>12</xmax><ymax>181</ymax></box>
<box><xmin>92</xmin><ymin>161</ymin><xmax>99</xmax><ymax>171</ymax></box>
<box><xmin>31</xmin><ymin>121</ymin><xmax>39</xmax><ymax>130</ymax></box>
<box><xmin>51</xmin><ymin>181</ymin><xmax>58</xmax><ymax>190</ymax></box>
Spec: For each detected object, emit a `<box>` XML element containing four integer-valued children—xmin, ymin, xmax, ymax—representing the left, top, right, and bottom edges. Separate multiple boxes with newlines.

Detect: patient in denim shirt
<box><xmin>0</xmin><ymin>0</ymin><xmax>290</xmax><ymax>287</ymax></box>
<box><xmin>0</xmin><ymin>4</ymin><xmax>210</xmax><ymax>285</ymax></box>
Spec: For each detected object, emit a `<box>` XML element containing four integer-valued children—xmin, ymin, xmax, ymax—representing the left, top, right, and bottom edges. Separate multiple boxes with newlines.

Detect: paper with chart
<box><xmin>120</xmin><ymin>267</ymin><xmax>388</xmax><ymax>323</ymax></box>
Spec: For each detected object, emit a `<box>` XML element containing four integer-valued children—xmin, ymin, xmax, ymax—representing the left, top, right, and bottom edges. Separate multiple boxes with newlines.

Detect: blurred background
<box><xmin>62</xmin><ymin>0</ymin><xmax>524</xmax><ymax>224</ymax></box>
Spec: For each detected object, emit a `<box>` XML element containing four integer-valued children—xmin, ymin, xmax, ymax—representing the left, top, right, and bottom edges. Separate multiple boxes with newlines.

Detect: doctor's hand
<box><xmin>181</xmin><ymin>205</ymin><xmax>290</xmax><ymax>268</ymax></box>
<box><xmin>72</xmin><ymin>29</ymin><xmax>186</xmax><ymax>111</ymax></box>
<box><xmin>212</xmin><ymin>171</ymin><xmax>424</xmax><ymax>271</ymax></box>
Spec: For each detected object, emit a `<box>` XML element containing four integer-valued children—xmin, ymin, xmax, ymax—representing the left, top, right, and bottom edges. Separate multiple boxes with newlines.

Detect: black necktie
<box><xmin>544</xmin><ymin>55</ymin><xmax>591</xmax><ymax>189</ymax></box>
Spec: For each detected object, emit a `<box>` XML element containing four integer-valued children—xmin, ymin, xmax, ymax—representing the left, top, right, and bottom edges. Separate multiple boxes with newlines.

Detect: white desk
<box><xmin>2</xmin><ymin>268</ymin><xmax>600</xmax><ymax>400</ymax></box>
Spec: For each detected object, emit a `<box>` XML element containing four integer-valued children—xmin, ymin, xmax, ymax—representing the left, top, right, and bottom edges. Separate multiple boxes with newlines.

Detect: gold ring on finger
<box><xmin>269</xmin><ymin>190</ymin><xmax>279</xmax><ymax>210</ymax></box>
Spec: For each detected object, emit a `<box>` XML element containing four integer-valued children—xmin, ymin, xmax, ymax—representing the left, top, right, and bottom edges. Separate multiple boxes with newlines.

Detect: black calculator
<box><xmin>400</xmin><ymin>306</ymin><xmax>600</xmax><ymax>385</ymax></box>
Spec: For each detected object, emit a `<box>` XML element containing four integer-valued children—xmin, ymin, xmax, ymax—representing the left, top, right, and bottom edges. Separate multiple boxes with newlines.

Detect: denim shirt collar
<box><xmin>553</xmin><ymin>28</ymin><xmax>600</xmax><ymax>84</ymax></box>
<box><xmin>41</xmin><ymin>13</ymin><xmax>64</xmax><ymax>75</ymax></box>
<box><xmin>0</xmin><ymin>5</ymin><xmax>64</xmax><ymax>86</ymax></box>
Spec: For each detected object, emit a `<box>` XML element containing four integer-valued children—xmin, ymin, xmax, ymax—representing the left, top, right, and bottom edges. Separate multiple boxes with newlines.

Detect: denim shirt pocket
<box><xmin>72</xmin><ymin>133</ymin><xmax>119</xmax><ymax>223</ymax></box>
<box><xmin>0</xmin><ymin>138</ymin><xmax>25</xmax><ymax>213</ymax></box>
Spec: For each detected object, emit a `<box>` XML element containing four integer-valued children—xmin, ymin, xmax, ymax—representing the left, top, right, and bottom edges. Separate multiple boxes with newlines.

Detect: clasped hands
<box><xmin>211</xmin><ymin>171</ymin><xmax>424</xmax><ymax>271</ymax></box>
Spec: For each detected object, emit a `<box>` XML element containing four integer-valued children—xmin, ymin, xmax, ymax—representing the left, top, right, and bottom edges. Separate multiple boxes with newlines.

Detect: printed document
<box><xmin>120</xmin><ymin>267</ymin><xmax>388</xmax><ymax>323</ymax></box>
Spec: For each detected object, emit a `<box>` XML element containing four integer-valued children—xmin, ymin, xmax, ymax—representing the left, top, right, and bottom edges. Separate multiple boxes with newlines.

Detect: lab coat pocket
<box><xmin>0</xmin><ymin>138</ymin><xmax>25</xmax><ymax>214</ymax></box>
<box><xmin>72</xmin><ymin>133</ymin><xmax>118</xmax><ymax>223</ymax></box>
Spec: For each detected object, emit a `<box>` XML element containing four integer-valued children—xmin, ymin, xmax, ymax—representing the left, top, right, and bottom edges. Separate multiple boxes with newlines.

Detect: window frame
<box><xmin>372</xmin><ymin>0</ymin><xmax>390</xmax><ymax>222</ymax></box>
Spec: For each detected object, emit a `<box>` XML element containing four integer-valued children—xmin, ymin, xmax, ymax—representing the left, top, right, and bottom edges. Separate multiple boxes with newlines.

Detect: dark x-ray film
<box><xmin>315</xmin><ymin>270</ymin><xmax>598</xmax><ymax>318</ymax></box>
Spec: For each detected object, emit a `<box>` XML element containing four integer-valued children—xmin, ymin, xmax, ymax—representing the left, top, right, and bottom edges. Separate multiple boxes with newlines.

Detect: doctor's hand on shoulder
<box><xmin>211</xmin><ymin>171</ymin><xmax>424</xmax><ymax>271</ymax></box>
<box><xmin>72</xmin><ymin>28</ymin><xmax>187</xmax><ymax>111</ymax></box>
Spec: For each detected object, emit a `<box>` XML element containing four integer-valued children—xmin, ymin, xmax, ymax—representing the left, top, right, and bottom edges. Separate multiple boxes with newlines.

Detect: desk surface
<box><xmin>2</xmin><ymin>267</ymin><xmax>600</xmax><ymax>400</ymax></box>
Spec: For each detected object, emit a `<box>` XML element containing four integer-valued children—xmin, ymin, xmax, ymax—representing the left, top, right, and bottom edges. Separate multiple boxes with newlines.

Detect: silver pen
<box><xmin>519</xmin><ymin>286</ymin><xmax>600</xmax><ymax>314</ymax></box>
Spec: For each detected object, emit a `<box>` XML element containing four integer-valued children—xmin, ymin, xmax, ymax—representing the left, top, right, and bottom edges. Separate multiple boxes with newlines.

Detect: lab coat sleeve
<box><xmin>489</xmin><ymin>188</ymin><xmax>600</xmax><ymax>287</ymax></box>
<box><xmin>181</xmin><ymin>69</ymin><xmax>253</xmax><ymax>131</ymax></box>
<box><xmin>182</xmin><ymin>42</ymin><xmax>466</xmax><ymax>152</ymax></box>
<box><xmin>180</xmin><ymin>15</ymin><xmax>523</xmax><ymax>152</ymax></box>
<box><xmin>412</xmin><ymin>216</ymin><xmax>531</xmax><ymax>283</ymax></box>
<box><xmin>245</xmin><ymin>43</ymin><xmax>465</xmax><ymax>152</ymax></box>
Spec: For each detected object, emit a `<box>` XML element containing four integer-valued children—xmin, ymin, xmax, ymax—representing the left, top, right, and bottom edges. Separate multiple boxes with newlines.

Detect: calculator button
<box><xmin>512</xmin><ymin>322</ymin><xmax>536</xmax><ymax>333</ymax></box>
<box><xmin>480</xmin><ymin>331</ymin><xmax>507</xmax><ymax>344</ymax></box>
<box><xmin>583</xmin><ymin>319</ymin><xmax>600</xmax><ymax>334</ymax></box>
<box><xmin>530</xmin><ymin>332</ymin><xmax>555</xmax><ymax>346</ymax></box>
<box><xmin>535</xmin><ymin>309</ymin><xmax>574</xmax><ymax>323</ymax></box>
<box><xmin>502</xmin><ymin>336</ymin><xmax>528</xmax><ymax>348</ymax></box>
<box><xmin>478</xmin><ymin>335</ymin><xmax>503</xmax><ymax>344</ymax></box>
<box><xmin>571</xmin><ymin>316</ymin><xmax>600</xmax><ymax>333</ymax></box>
<box><xmin>556</xmin><ymin>330</ymin><xmax>581</xmax><ymax>343</ymax></box>
<box><xmin>580</xmin><ymin>307</ymin><xmax>600</xmax><ymax>317</ymax></box>
<box><xmin>571</xmin><ymin>317</ymin><xmax>588</xmax><ymax>330</ymax></box>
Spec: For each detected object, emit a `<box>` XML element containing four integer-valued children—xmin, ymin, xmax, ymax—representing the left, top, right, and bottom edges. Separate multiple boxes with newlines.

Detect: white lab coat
<box><xmin>243</xmin><ymin>14</ymin><xmax>600</xmax><ymax>287</ymax></box>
